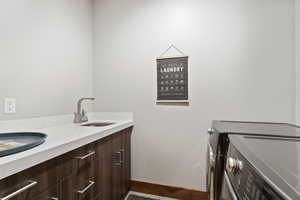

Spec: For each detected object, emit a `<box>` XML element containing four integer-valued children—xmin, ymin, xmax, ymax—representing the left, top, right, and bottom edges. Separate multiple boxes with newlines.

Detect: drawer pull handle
<box><xmin>77</xmin><ymin>181</ymin><xmax>95</xmax><ymax>194</ymax></box>
<box><xmin>120</xmin><ymin>149</ymin><xmax>125</xmax><ymax>163</ymax></box>
<box><xmin>75</xmin><ymin>151</ymin><xmax>95</xmax><ymax>160</ymax></box>
<box><xmin>50</xmin><ymin>198</ymin><xmax>59</xmax><ymax>200</ymax></box>
<box><xmin>0</xmin><ymin>180</ymin><xmax>37</xmax><ymax>200</ymax></box>
<box><xmin>115</xmin><ymin>151</ymin><xmax>122</xmax><ymax>165</ymax></box>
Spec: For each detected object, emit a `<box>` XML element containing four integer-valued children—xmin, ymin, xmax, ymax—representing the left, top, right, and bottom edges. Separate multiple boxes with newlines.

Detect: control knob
<box><xmin>226</xmin><ymin>157</ymin><xmax>243</xmax><ymax>173</ymax></box>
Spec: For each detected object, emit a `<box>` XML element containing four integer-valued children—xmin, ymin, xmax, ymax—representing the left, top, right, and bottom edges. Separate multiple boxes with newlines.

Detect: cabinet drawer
<box><xmin>33</xmin><ymin>184</ymin><xmax>60</xmax><ymax>200</ymax></box>
<box><xmin>59</xmin><ymin>143</ymin><xmax>96</xmax><ymax>179</ymax></box>
<box><xmin>0</xmin><ymin>159</ymin><xmax>59</xmax><ymax>200</ymax></box>
<box><xmin>62</xmin><ymin>175</ymin><xmax>96</xmax><ymax>200</ymax></box>
<box><xmin>0</xmin><ymin>183</ymin><xmax>59</xmax><ymax>200</ymax></box>
<box><xmin>92</xmin><ymin>193</ymin><xmax>102</xmax><ymax>200</ymax></box>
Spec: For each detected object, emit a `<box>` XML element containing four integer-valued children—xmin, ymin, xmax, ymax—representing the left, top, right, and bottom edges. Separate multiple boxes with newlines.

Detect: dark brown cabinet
<box><xmin>0</xmin><ymin>127</ymin><xmax>133</xmax><ymax>200</ymax></box>
<box><xmin>33</xmin><ymin>185</ymin><xmax>60</xmax><ymax>200</ymax></box>
<box><xmin>0</xmin><ymin>158</ymin><xmax>60</xmax><ymax>200</ymax></box>
<box><xmin>112</xmin><ymin>132</ymin><xmax>123</xmax><ymax>200</ymax></box>
<box><xmin>96</xmin><ymin>136</ymin><xmax>113</xmax><ymax>200</ymax></box>
<box><xmin>123</xmin><ymin>128</ymin><xmax>131</xmax><ymax>194</ymax></box>
<box><xmin>112</xmin><ymin>129</ymin><xmax>132</xmax><ymax>200</ymax></box>
<box><xmin>60</xmin><ymin>143</ymin><xmax>97</xmax><ymax>200</ymax></box>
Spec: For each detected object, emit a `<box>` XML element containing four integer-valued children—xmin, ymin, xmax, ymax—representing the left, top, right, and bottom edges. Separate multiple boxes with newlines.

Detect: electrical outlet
<box><xmin>4</xmin><ymin>98</ymin><xmax>16</xmax><ymax>114</ymax></box>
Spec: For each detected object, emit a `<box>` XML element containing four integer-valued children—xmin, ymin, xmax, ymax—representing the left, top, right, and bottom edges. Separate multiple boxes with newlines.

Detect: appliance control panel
<box><xmin>226</xmin><ymin>144</ymin><xmax>283</xmax><ymax>200</ymax></box>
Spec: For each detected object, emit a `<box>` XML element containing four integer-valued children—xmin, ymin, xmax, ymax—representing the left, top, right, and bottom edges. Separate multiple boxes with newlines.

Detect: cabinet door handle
<box><xmin>75</xmin><ymin>151</ymin><xmax>95</xmax><ymax>160</ymax></box>
<box><xmin>0</xmin><ymin>180</ymin><xmax>37</xmax><ymax>200</ymax></box>
<box><xmin>77</xmin><ymin>181</ymin><xmax>95</xmax><ymax>194</ymax></box>
<box><xmin>120</xmin><ymin>149</ymin><xmax>125</xmax><ymax>163</ymax></box>
<box><xmin>50</xmin><ymin>198</ymin><xmax>59</xmax><ymax>200</ymax></box>
<box><xmin>115</xmin><ymin>151</ymin><xmax>122</xmax><ymax>165</ymax></box>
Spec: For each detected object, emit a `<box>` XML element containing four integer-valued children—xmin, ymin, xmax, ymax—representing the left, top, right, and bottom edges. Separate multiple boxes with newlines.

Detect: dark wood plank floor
<box><xmin>130</xmin><ymin>180</ymin><xmax>208</xmax><ymax>200</ymax></box>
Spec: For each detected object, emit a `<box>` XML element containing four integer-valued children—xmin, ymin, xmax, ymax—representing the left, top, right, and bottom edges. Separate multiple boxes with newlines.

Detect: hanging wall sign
<box><xmin>156</xmin><ymin>45</ymin><xmax>189</xmax><ymax>103</ymax></box>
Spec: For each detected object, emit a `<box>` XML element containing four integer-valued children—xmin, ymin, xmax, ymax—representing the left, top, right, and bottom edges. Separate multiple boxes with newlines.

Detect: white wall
<box><xmin>0</xmin><ymin>0</ymin><xmax>295</xmax><ymax>192</ymax></box>
<box><xmin>0</xmin><ymin>0</ymin><xmax>93</xmax><ymax>120</ymax></box>
<box><xmin>93</xmin><ymin>0</ymin><xmax>295</xmax><ymax>191</ymax></box>
<box><xmin>296</xmin><ymin>0</ymin><xmax>300</xmax><ymax>124</ymax></box>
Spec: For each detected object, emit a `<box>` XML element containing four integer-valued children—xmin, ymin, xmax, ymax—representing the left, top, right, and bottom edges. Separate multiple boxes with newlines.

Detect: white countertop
<box><xmin>0</xmin><ymin>112</ymin><xmax>134</xmax><ymax>180</ymax></box>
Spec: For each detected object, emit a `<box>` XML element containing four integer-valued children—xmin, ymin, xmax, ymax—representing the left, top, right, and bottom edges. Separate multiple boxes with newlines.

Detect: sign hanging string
<box><xmin>158</xmin><ymin>44</ymin><xmax>186</xmax><ymax>58</ymax></box>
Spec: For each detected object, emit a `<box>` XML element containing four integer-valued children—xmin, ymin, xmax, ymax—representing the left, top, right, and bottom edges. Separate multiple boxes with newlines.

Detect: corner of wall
<box><xmin>295</xmin><ymin>0</ymin><xmax>300</xmax><ymax>124</ymax></box>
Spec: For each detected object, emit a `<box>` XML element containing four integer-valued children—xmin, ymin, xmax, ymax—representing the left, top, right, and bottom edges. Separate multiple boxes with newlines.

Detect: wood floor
<box><xmin>130</xmin><ymin>180</ymin><xmax>208</xmax><ymax>200</ymax></box>
<box><xmin>125</xmin><ymin>191</ymin><xmax>178</xmax><ymax>200</ymax></box>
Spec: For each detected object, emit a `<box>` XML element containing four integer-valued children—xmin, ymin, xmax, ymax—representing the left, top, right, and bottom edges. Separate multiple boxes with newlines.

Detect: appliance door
<box><xmin>220</xmin><ymin>172</ymin><xmax>238</xmax><ymax>200</ymax></box>
<box><xmin>207</xmin><ymin>144</ymin><xmax>215</xmax><ymax>200</ymax></box>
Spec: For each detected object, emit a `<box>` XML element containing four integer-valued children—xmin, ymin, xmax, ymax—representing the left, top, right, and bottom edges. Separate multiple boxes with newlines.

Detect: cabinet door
<box><xmin>119</xmin><ymin>130</ymin><xmax>127</xmax><ymax>198</ymax></box>
<box><xmin>124</xmin><ymin>128</ymin><xmax>132</xmax><ymax>195</ymax></box>
<box><xmin>120</xmin><ymin>128</ymin><xmax>132</xmax><ymax>199</ymax></box>
<box><xmin>112</xmin><ymin>128</ymin><xmax>133</xmax><ymax>200</ymax></box>
<box><xmin>95</xmin><ymin>136</ymin><xmax>112</xmax><ymax>200</ymax></box>
<box><xmin>112</xmin><ymin>133</ymin><xmax>123</xmax><ymax>200</ymax></box>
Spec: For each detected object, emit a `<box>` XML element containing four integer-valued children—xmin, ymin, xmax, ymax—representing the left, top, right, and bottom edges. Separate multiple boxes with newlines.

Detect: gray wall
<box><xmin>296</xmin><ymin>0</ymin><xmax>300</xmax><ymax>124</ymax></box>
<box><xmin>0</xmin><ymin>0</ymin><xmax>93</xmax><ymax>120</ymax></box>
<box><xmin>93</xmin><ymin>0</ymin><xmax>295</xmax><ymax>191</ymax></box>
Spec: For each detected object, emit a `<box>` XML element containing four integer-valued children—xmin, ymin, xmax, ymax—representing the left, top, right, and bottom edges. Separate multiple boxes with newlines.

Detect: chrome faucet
<box><xmin>73</xmin><ymin>97</ymin><xmax>95</xmax><ymax>123</ymax></box>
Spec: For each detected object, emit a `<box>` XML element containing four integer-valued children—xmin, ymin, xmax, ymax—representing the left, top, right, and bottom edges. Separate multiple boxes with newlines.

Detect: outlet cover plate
<box><xmin>4</xmin><ymin>98</ymin><xmax>16</xmax><ymax>114</ymax></box>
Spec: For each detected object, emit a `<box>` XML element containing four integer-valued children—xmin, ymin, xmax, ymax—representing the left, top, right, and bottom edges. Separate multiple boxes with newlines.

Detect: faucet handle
<box><xmin>81</xmin><ymin>109</ymin><xmax>88</xmax><ymax>122</ymax></box>
<box><xmin>73</xmin><ymin>112</ymin><xmax>82</xmax><ymax>123</ymax></box>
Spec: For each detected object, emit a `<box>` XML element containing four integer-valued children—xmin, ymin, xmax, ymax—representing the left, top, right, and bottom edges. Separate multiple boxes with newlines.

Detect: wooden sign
<box><xmin>156</xmin><ymin>56</ymin><xmax>188</xmax><ymax>102</ymax></box>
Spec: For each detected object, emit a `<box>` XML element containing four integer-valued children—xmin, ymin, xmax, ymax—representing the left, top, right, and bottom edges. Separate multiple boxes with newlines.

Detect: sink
<box><xmin>81</xmin><ymin>122</ymin><xmax>115</xmax><ymax>127</ymax></box>
<box><xmin>0</xmin><ymin>132</ymin><xmax>47</xmax><ymax>157</ymax></box>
